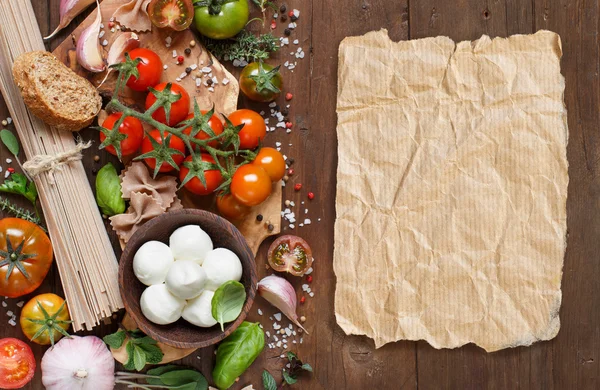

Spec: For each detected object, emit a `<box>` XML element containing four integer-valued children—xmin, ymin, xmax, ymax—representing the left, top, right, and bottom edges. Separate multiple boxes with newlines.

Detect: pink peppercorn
<box><xmin>307</xmin><ymin>192</ymin><xmax>314</xmax><ymax>200</ymax></box>
<box><xmin>288</xmin><ymin>168</ymin><xmax>294</xmax><ymax>175</ymax></box>
<box><xmin>300</xmin><ymin>296</ymin><xmax>306</xmax><ymax>304</ymax></box>
<box><xmin>285</xmin><ymin>122</ymin><xmax>293</xmax><ymax>129</ymax></box>
<box><xmin>306</xmin><ymin>275</ymin><xmax>313</xmax><ymax>283</ymax></box>
<box><xmin>7</xmin><ymin>168</ymin><xmax>15</xmax><ymax>173</ymax></box>
<box><xmin>294</xmin><ymin>183</ymin><xmax>302</xmax><ymax>191</ymax></box>
<box><xmin>285</xmin><ymin>93</ymin><xmax>293</xmax><ymax>101</ymax></box>
<box><xmin>270</xmin><ymin>21</ymin><xmax>277</xmax><ymax>29</ymax></box>
<box><xmin>177</xmin><ymin>55</ymin><xmax>184</xmax><ymax>64</ymax></box>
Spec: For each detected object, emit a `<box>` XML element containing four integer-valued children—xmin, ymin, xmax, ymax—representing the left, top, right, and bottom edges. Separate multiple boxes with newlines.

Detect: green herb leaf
<box><xmin>301</xmin><ymin>363</ymin><xmax>313</xmax><ymax>372</ymax></box>
<box><xmin>132</xmin><ymin>344</ymin><xmax>147</xmax><ymax>371</ymax></box>
<box><xmin>95</xmin><ymin>163</ymin><xmax>125</xmax><ymax>216</ymax></box>
<box><xmin>146</xmin><ymin>366</ymin><xmax>208</xmax><ymax>390</ymax></box>
<box><xmin>202</xmin><ymin>31</ymin><xmax>279</xmax><ymax>63</ymax></box>
<box><xmin>0</xmin><ymin>173</ymin><xmax>37</xmax><ymax>205</ymax></box>
<box><xmin>103</xmin><ymin>329</ymin><xmax>127</xmax><ymax>349</ymax></box>
<box><xmin>213</xmin><ymin>322</ymin><xmax>265</xmax><ymax>390</ymax></box>
<box><xmin>262</xmin><ymin>370</ymin><xmax>277</xmax><ymax>390</ymax></box>
<box><xmin>282</xmin><ymin>370</ymin><xmax>297</xmax><ymax>385</ymax></box>
<box><xmin>137</xmin><ymin>342</ymin><xmax>163</xmax><ymax>364</ymax></box>
<box><xmin>0</xmin><ymin>129</ymin><xmax>19</xmax><ymax>156</ymax></box>
<box><xmin>123</xmin><ymin>342</ymin><xmax>136</xmax><ymax>371</ymax></box>
<box><xmin>146</xmin><ymin>365</ymin><xmax>181</xmax><ymax>377</ymax></box>
<box><xmin>211</xmin><ymin>280</ymin><xmax>246</xmax><ymax>331</ymax></box>
<box><xmin>0</xmin><ymin>196</ymin><xmax>41</xmax><ymax>226</ymax></box>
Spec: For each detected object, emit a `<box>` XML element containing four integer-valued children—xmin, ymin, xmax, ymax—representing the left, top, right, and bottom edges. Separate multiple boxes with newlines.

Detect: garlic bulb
<box><xmin>258</xmin><ymin>275</ymin><xmax>308</xmax><ymax>333</ymax></box>
<box><xmin>41</xmin><ymin>336</ymin><xmax>115</xmax><ymax>390</ymax></box>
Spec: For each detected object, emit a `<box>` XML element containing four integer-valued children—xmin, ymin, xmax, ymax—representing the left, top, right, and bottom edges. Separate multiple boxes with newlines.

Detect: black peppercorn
<box><xmin>184</xmin><ymin>48</ymin><xmax>191</xmax><ymax>55</ymax></box>
<box><xmin>256</xmin><ymin>214</ymin><xmax>264</xmax><ymax>222</ymax></box>
<box><xmin>268</xmin><ymin>224</ymin><xmax>274</xmax><ymax>231</ymax></box>
<box><xmin>185</xmin><ymin>67</ymin><xmax>192</xmax><ymax>74</ymax></box>
<box><xmin>281</xmin><ymin>14</ymin><xmax>288</xmax><ymax>22</ymax></box>
<box><xmin>281</xmin><ymin>108</ymin><xmax>289</xmax><ymax>116</ymax></box>
<box><xmin>284</xmin><ymin>28</ymin><xmax>291</xmax><ymax>36</ymax></box>
<box><xmin>207</xmin><ymin>79</ymin><xmax>213</xmax><ymax>86</ymax></box>
<box><xmin>287</xmin><ymin>158</ymin><xmax>295</xmax><ymax>165</ymax></box>
<box><xmin>92</xmin><ymin>168</ymin><xmax>97</xmax><ymax>175</ymax></box>
<box><xmin>280</xmin><ymin>4</ymin><xmax>287</xmax><ymax>13</ymax></box>
<box><xmin>291</xmin><ymin>15</ymin><xmax>298</xmax><ymax>22</ymax></box>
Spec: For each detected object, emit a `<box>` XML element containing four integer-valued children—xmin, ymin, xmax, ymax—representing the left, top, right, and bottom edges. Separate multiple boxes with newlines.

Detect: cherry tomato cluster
<box><xmin>99</xmin><ymin>48</ymin><xmax>287</xmax><ymax>221</ymax></box>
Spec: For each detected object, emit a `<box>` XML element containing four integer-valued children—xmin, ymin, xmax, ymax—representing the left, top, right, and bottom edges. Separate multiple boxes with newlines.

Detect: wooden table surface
<box><xmin>0</xmin><ymin>0</ymin><xmax>598</xmax><ymax>389</ymax></box>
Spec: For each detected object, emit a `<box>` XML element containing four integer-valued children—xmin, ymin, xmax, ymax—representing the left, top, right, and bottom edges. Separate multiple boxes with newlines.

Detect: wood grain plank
<box><xmin>308</xmin><ymin>1</ymin><xmax>415</xmax><ymax>389</ymax></box>
<box><xmin>534</xmin><ymin>0</ymin><xmax>600</xmax><ymax>389</ymax></box>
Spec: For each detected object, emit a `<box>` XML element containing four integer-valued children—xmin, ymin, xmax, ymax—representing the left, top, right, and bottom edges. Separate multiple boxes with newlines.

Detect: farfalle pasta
<box><xmin>110</xmin><ymin>192</ymin><xmax>164</xmax><ymax>243</ymax></box>
<box><xmin>121</xmin><ymin>162</ymin><xmax>178</xmax><ymax>210</ymax></box>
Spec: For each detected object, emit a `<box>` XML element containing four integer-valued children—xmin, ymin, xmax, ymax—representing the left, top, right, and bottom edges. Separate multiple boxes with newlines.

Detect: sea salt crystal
<box><xmin>258</xmin><ymin>308</ymin><xmax>263</xmax><ymax>315</ymax></box>
<box><xmin>265</xmin><ymin>331</ymin><xmax>271</xmax><ymax>337</ymax></box>
<box><xmin>4</xmin><ymin>170</ymin><xmax>9</xmax><ymax>178</ymax></box>
<box><xmin>290</xmin><ymin>201</ymin><xmax>295</xmax><ymax>206</ymax></box>
<box><xmin>196</xmin><ymin>78</ymin><xmax>202</xmax><ymax>87</ymax></box>
<box><xmin>299</xmin><ymin>223</ymin><xmax>304</xmax><ymax>227</ymax></box>
<box><xmin>305</xmin><ymin>209</ymin><xmax>308</xmax><ymax>214</ymax></box>
<box><xmin>222</xmin><ymin>78</ymin><xmax>230</xmax><ymax>85</ymax></box>
<box><xmin>163</xmin><ymin>65</ymin><xmax>168</xmax><ymax>70</ymax></box>
<box><xmin>5</xmin><ymin>159</ymin><xmax>11</xmax><ymax>164</ymax></box>
<box><xmin>276</xmin><ymin>341</ymin><xmax>282</xmax><ymax>347</ymax></box>
<box><xmin>280</xmin><ymin>354</ymin><xmax>286</xmax><ymax>358</ymax></box>
<box><xmin>273</xmin><ymin>322</ymin><xmax>281</xmax><ymax>330</ymax></box>
<box><xmin>305</xmin><ymin>267</ymin><xmax>313</xmax><ymax>275</ymax></box>
<box><xmin>8</xmin><ymin>319</ymin><xmax>15</xmax><ymax>326</ymax></box>
<box><xmin>6</xmin><ymin>310</ymin><xmax>12</xmax><ymax>317</ymax></box>
<box><xmin>293</xmin><ymin>9</ymin><xmax>300</xmax><ymax>17</ymax></box>
<box><xmin>111</xmin><ymin>28</ymin><xmax>116</xmax><ymax>33</ymax></box>
<box><xmin>6</xmin><ymin>118</ymin><xmax>12</xmax><ymax>124</ymax></box>
<box><xmin>16</xmin><ymin>301</ymin><xmax>23</xmax><ymax>308</ymax></box>
<box><xmin>304</xmin><ymin>219</ymin><xmax>312</xmax><ymax>225</ymax></box>
<box><xmin>289</xmin><ymin>224</ymin><xmax>295</xmax><ymax>229</ymax></box>
<box><xmin>288</xmin><ymin>22</ymin><xmax>297</xmax><ymax>29</ymax></box>
<box><xmin>283</xmin><ymin>344</ymin><xmax>288</xmax><ymax>349</ymax></box>
<box><xmin>208</xmin><ymin>87</ymin><xmax>215</xmax><ymax>92</ymax></box>
<box><xmin>269</xmin><ymin>102</ymin><xmax>277</xmax><ymax>108</ymax></box>
<box><xmin>285</xmin><ymin>328</ymin><xmax>292</xmax><ymax>336</ymax></box>
<box><xmin>302</xmin><ymin>284</ymin><xmax>309</xmax><ymax>291</ymax></box>
<box><xmin>201</xmin><ymin>67</ymin><xmax>212</xmax><ymax>73</ymax></box>
<box><xmin>293</xmin><ymin>39</ymin><xmax>299</xmax><ymax>45</ymax></box>
<box><xmin>1</xmin><ymin>302</ymin><xmax>6</xmax><ymax>308</ymax></box>
<box><xmin>309</xmin><ymin>292</ymin><xmax>315</xmax><ymax>297</ymax></box>
<box><xmin>166</xmin><ymin>36</ymin><xmax>172</xmax><ymax>45</ymax></box>
<box><xmin>275</xmin><ymin>142</ymin><xmax>282</xmax><ymax>147</ymax></box>
<box><xmin>179</xmin><ymin>72</ymin><xmax>188</xmax><ymax>79</ymax></box>
<box><xmin>172</xmin><ymin>50</ymin><xmax>177</xmax><ymax>58</ymax></box>
<box><xmin>99</xmin><ymin>30</ymin><xmax>105</xmax><ymax>39</ymax></box>
<box><xmin>101</xmin><ymin>39</ymin><xmax>108</xmax><ymax>46</ymax></box>
<box><xmin>100</xmin><ymin>23</ymin><xmax>104</xmax><ymax>29</ymax></box>
<box><xmin>273</xmin><ymin>335</ymin><xmax>279</xmax><ymax>342</ymax></box>
<box><xmin>293</xmin><ymin>340</ymin><xmax>297</xmax><ymax>344</ymax></box>
<box><xmin>274</xmin><ymin>313</ymin><xmax>282</xmax><ymax>321</ymax></box>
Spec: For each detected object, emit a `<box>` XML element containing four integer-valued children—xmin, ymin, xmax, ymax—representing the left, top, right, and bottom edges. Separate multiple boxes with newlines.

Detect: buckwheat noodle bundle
<box><xmin>0</xmin><ymin>0</ymin><xmax>122</xmax><ymax>331</ymax></box>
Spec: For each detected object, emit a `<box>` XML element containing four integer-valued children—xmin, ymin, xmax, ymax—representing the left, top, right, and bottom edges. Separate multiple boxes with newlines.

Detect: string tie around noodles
<box><xmin>23</xmin><ymin>140</ymin><xmax>91</xmax><ymax>184</ymax></box>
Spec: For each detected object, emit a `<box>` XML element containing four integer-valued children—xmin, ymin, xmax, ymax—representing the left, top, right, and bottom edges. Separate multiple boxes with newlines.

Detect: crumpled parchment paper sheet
<box><xmin>334</xmin><ymin>30</ymin><xmax>568</xmax><ymax>352</ymax></box>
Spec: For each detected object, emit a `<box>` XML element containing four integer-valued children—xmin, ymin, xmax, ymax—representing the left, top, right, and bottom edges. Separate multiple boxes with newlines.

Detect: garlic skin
<box><xmin>140</xmin><ymin>284</ymin><xmax>186</xmax><ymax>325</ymax></box>
<box><xmin>41</xmin><ymin>336</ymin><xmax>115</xmax><ymax>390</ymax></box>
<box><xmin>44</xmin><ymin>0</ymin><xmax>97</xmax><ymax>41</ymax></box>
<box><xmin>165</xmin><ymin>260</ymin><xmax>207</xmax><ymax>299</ymax></box>
<box><xmin>133</xmin><ymin>240</ymin><xmax>174</xmax><ymax>286</ymax></box>
<box><xmin>202</xmin><ymin>248</ymin><xmax>243</xmax><ymax>291</ymax></box>
<box><xmin>106</xmin><ymin>32</ymin><xmax>140</xmax><ymax>66</ymax></box>
<box><xmin>258</xmin><ymin>275</ymin><xmax>308</xmax><ymax>333</ymax></box>
<box><xmin>182</xmin><ymin>290</ymin><xmax>218</xmax><ymax>328</ymax></box>
<box><xmin>169</xmin><ymin>225</ymin><xmax>213</xmax><ymax>264</ymax></box>
<box><xmin>76</xmin><ymin>0</ymin><xmax>106</xmax><ymax>72</ymax></box>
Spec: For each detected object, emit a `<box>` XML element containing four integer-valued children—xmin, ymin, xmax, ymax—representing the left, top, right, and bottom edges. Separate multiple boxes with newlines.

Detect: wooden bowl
<box><xmin>118</xmin><ymin>209</ymin><xmax>257</xmax><ymax>349</ymax></box>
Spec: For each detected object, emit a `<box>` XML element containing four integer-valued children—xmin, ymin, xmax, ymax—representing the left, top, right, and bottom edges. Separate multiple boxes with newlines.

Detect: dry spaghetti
<box><xmin>0</xmin><ymin>0</ymin><xmax>122</xmax><ymax>331</ymax></box>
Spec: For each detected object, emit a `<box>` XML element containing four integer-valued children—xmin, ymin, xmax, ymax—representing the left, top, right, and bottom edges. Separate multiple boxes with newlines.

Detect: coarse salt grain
<box><xmin>5</xmin><ymin>159</ymin><xmax>11</xmax><ymax>164</ymax></box>
<box><xmin>6</xmin><ymin>118</ymin><xmax>12</xmax><ymax>124</ymax></box>
<box><xmin>6</xmin><ymin>310</ymin><xmax>12</xmax><ymax>317</ymax></box>
<box><xmin>222</xmin><ymin>78</ymin><xmax>230</xmax><ymax>85</ymax></box>
<box><xmin>16</xmin><ymin>301</ymin><xmax>23</xmax><ymax>307</ymax></box>
<box><xmin>293</xmin><ymin>9</ymin><xmax>300</xmax><ymax>17</ymax></box>
<box><xmin>196</xmin><ymin>78</ymin><xmax>202</xmax><ymax>87</ymax></box>
<box><xmin>4</xmin><ymin>171</ymin><xmax>10</xmax><ymax>178</ymax></box>
<box><xmin>101</xmin><ymin>39</ymin><xmax>108</xmax><ymax>46</ymax></box>
<box><xmin>293</xmin><ymin>39</ymin><xmax>299</xmax><ymax>45</ymax></box>
<box><xmin>99</xmin><ymin>30</ymin><xmax>105</xmax><ymax>39</ymax></box>
<box><xmin>1</xmin><ymin>302</ymin><xmax>6</xmax><ymax>308</ymax></box>
<box><xmin>305</xmin><ymin>267</ymin><xmax>313</xmax><ymax>275</ymax></box>
<box><xmin>172</xmin><ymin>50</ymin><xmax>177</xmax><ymax>58</ymax></box>
<box><xmin>208</xmin><ymin>87</ymin><xmax>215</xmax><ymax>92</ymax></box>
<box><xmin>273</xmin><ymin>323</ymin><xmax>281</xmax><ymax>330</ymax></box>
<box><xmin>258</xmin><ymin>308</ymin><xmax>263</xmax><ymax>315</ymax></box>
<box><xmin>309</xmin><ymin>292</ymin><xmax>315</xmax><ymax>297</ymax></box>
<box><xmin>163</xmin><ymin>65</ymin><xmax>168</xmax><ymax>70</ymax></box>
<box><xmin>8</xmin><ymin>319</ymin><xmax>15</xmax><ymax>326</ymax></box>
<box><xmin>274</xmin><ymin>313</ymin><xmax>282</xmax><ymax>321</ymax></box>
<box><xmin>266</xmin><ymin>331</ymin><xmax>270</xmax><ymax>337</ymax></box>
<box><xmin>304</xmin><ymin>219</ymin><xmax>312</xmax><ymax>225</ymax></box>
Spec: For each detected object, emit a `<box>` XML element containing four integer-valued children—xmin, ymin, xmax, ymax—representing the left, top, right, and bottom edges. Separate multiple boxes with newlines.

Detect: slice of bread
<box><xmin>12</xmin><ymin>51</ymin><xmax>102</xmax><ymax>132</ymax></box>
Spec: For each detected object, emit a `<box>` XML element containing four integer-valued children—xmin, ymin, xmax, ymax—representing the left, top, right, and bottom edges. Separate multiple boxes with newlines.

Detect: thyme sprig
<box><xmin>0</xmin><ymin>196</ymin><xmax>42</xmax><ymax>226</ymax></box>
<box><xmin>201</xmin><ymin>30</ymin><xmax>279</xmax><ymax>63</ymax></box>
<box><xmin>98</xmin><ymin>55</ymin><xmax>255</xmax><ymax>191</ymax></box>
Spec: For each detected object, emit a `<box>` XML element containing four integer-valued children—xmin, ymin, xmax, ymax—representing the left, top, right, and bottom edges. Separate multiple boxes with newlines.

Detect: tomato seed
<box><xmin>294</xmin><ymin>183</ymin><xmax>302</xmax><ymax>191</ymax></box>
<box><xmin>308</xmin><ymin>192</ymin><xmax>315</xmax><ymax>200</ymax></box>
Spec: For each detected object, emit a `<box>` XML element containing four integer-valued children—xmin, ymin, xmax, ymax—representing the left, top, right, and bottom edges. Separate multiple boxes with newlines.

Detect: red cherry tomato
<box><xmin>267</xmin><ymin>235</ymin><xmax>314</xmax><ymax>276</ymax></box>
<box><xmin>181</xmin><ymin>112</ymin><xmax>224</xmax><ymax>150</ymax></box>
<box><xmin>140</xmin><ymin>129</ymin><xmax>186</xmax><ymax>173</ymax></box>
<box><xmin>216</xmin><ymin>193</ymin><xmax>251</xmax><ymax>221</ymax></box>
<box><xmin>125</xmin><ymin>48</ymin><xmax>163</xmax><ymax>92</ymax></box>
<box><xmin>179</xmin><ymin>154</ymin><xmax>223</xmax><ymax>195</ymax></box>
<box><xmin>0</xmin><ymin>338</ymin><xmax>35</xmax><ymax>389</ymax></box>
<box><xmin>252</xmin><ymin>147</ymin><xmax>285</xmax><ymax>182</ymax></box>
<box><xmin>145</xmin><ymin>82</ymin><xmax>190</xmax><ymax>126</ymax></box>
<box><xmin>99</xmin><ymin>113</ymin><xmax>144</xmax><ymax>156</ymax></box>
<box><xmin>228</xmin><ymin>109</ymin><xmax>266</xmax><ymax>150</ymax></box>
<box><xmin>230</xmin><ymin>164</ymin><xmax>272</xmax><ymax>206</ymax></box>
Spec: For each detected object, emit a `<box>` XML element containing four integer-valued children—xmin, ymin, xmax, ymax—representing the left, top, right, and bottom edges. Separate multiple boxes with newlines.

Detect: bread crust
<box><xmin>12</xmin><ymin>51</ymin><xmax>101</xmax><ymax>132</ymax></box>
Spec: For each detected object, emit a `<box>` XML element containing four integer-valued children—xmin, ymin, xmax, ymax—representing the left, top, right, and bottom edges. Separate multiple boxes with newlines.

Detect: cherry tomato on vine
<box><xmin>145</xmin><ymin>82</ymin><xmax>190</xmax><ymax>126</ymax></box>
<box><xmin>0</xmin><ymin>218</ymin><xmax>53</xmax><ymax>298</ymax></box>
<box><xmin>240</xmin><ymin>62</ymin><xmax>283</xmax><ymax>103</ymax></box>
<box><xmin>148</xmin><ymin>0</ymin><xmax>194</xmax><ymax>31</ymax></box>
<box><xmin>193</xmin><ymin>0</ymin><xmax>249</xmax><ymax>40</ymax></box>
<box><xmin>230</xmin><ymin>164</ymin><xmax>272</xmax><ymax>206</ymax></box>
<box><xmin>20</xmin><ymin>293</ymin><xmax>70</xmax><ymax>346</ymax></box>
<box><xmin>140</xmin><ymin>129</ymin><xmax>186</xmax><ymax>173</ymax></box>
<box><xmin>252</xmin><ymin>147</ymin><xmax>285</xmax><ymax>182</ymax></box>
<box><xmin>228</xmin><ymin>109</ymin><xmax>266</xmax><ymax>150</ymax></box>
<box><xmin>100</xmin><ymin>113</ymin><xmax>144</xmax><ymax>156</ymax></box>
<box><xmin>268</xmin><ymin>235</ymin><xmax>314</xmax><ymax>276</ymax></box>
<box><xmin>216</xmin><ymin>193</ymin><xmax>251</xmax><ymax>221</ymax></box>
<box><xmin>179</xmin><ymin>154</ymin><xmax>223</xmax><ymax>195</ymax></box>
<box><xmin>0</xmin><ymin>338</ymin><xmax>35</xmax><ymax>389</ymax></box>
<box><xmin>181</xmin><ymin>112</ymin><xmax>224</xmax><ymax>150</ymax></box>
<box><xmin>125</xmin><ymin>48</ymin><xmax>163</xmax><ymax>92</ymax></box>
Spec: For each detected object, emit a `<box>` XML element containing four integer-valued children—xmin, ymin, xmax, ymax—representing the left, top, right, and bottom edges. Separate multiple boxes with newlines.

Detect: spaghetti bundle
<box><xmin>0</xmin><ymin>0</ymin><xmax>122</xmax><ymax>331</ymax></box>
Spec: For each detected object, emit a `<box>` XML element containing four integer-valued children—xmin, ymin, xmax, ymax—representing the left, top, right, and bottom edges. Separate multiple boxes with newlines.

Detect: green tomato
<box><xmin>193</xmin><ymin>0</ymin><xmax>249</xmax><ymax>40</ymax></box>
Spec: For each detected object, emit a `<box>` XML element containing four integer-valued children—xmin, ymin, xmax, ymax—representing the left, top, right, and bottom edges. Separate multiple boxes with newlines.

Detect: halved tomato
<box><xmin>0</xmin><ymin>338</ymin><xmax>35</xmax><ymax>389</ymax></box>
<box><xmin>148</xmin><ymin>0</ymin><xmax>194</xmax><ymax>31</ymax></box>
<box><xmin>267</xmin><ymin>235</ymin><xmax>314</xmax><ymax>276</ymax></box>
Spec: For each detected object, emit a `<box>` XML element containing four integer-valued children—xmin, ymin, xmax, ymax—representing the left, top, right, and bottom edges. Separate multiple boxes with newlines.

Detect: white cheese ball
<box><xmin>133</xmin><ymin>241</ymin><xmax>174</xmax><ymax>286</ymax></box>
<box><xmin>169</xmin><ymin>225</ymin><xmax>213</xmax><ymax>264</ymax></box>
<box><xmin>202</xmin><ymin>248</ymin><xmax>243</xmax><ymax>291</ymax></box>
<box><xmin>165</xmin><ymin>260</ymin><xmax>207</xmax><ymax>300</ymax></box>
<box><xmin>140</xmin><ymin>284</ymin><xmax>185</xmax><ymax>325</ymax></box>
<box><xmin>182</xmin><ymin>290</ymin><xmax>217</xmax><ymax>328</ymax></box>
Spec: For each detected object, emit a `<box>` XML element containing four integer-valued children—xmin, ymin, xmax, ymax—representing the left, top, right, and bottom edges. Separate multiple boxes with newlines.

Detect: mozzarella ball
<box><xmin>133</xmin><ymin>241</ymin><xmax>174</xmax><ymax>286</ymax></box>
<box><xmin>182</xmin><ymin>290</ymin><xmax>217</xmax><ymax>328</ymax></box>
<box><xmin>165</xmin><ymin>260</ymin><xmax>207</xmax><ymax>299</ymax></box>
<box><xmin>169</xmin><ymin>225</ymin><xmax>213</xmax><ymax>264</ymax></box>
<box><xmin>202</xmin><ymin>248</ymin><xmax>243</xmax><ymax>291</ymax></box>
<box><xmin>140</xmin><ymin>284</ymin><xmax>185</xmax><ymax>325</ymax></box>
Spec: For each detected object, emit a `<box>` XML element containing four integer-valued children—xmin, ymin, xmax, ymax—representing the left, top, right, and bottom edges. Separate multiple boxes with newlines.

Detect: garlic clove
<box><xmin>258</xmin><ymin>275</ymin><xmax>308</xmax><ymax>333</ymax></box>
<box><xmin>106</xmin><ymin>32</ymin><xmax>140</xmax><ymax>66</ymax></box>
<box><xmin>76</xmin><ymin>0</ymin><xmax>106</xmax><ymax>72</ymax></box>
<box><xmin>44</xmin><ymin>0</ymin><xmax>97</xmax><ymax>41</ymax></box>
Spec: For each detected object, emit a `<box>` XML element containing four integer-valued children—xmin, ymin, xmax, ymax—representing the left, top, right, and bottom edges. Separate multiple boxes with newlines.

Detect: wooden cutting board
<box><xmin>52</xmin><ymin>0</ymin><xmax>282</xmax><ymax>256</ymax></box>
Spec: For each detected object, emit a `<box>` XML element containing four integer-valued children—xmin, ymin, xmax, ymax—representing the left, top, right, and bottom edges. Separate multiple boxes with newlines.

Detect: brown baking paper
<box><xmin>334</xmin><ymin>30</ymin><xmax>568</xmax><ymax>352</ymax></box>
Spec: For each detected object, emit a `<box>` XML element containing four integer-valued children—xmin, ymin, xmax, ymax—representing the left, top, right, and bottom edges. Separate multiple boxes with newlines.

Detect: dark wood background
<box><xmin>0</xmin><ymin>0</ymin><xmax>598</xmax><ymax>389</ymax></box>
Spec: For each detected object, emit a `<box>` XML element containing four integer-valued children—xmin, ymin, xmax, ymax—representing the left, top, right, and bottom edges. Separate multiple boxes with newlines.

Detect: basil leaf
<box><xmin>0</xmin><ymin>129</ymin><xmax>19</xmax><ymax>156</ymax></box>
<box><xmin>95</xmin><ymin>163</ymin><xmax>125</xmax><ymax>216</ymax></box>
<box><xmin>0</xmin><ymin>173</ymin><xmax>37</xmax><ymax>205</ymax></box>
<box><xmin>262</xmin><ymin>370</ymin><xmax>277</xmax><ymax>390</ymax></box>
<box><xmin>211</xmin><ymin>280</ymin><xmax>246</xmax><ymax>332</ymax></box>
<box><xmin>103</xmin><ymin>329</ymin><xmax>127</xmax><ymax>349</ymax></box>
<box><xmin>282</xmin><ymin>370</ymin><xmax>297</xmax><ymax>385</ymax></box>
<box><xmin>132</xmin><ymin>344</ymin><xmax>146</xmax><ymax>371</ymax></box>
<box><xmin>212</xmin><ymin>322</ymin><xmax>264</xmax><ymax>390</ymax></box>
<box><xmin>301</xmin><ymin>363</ymin><xmax>313</xmax><ymax>372</ymax></box>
